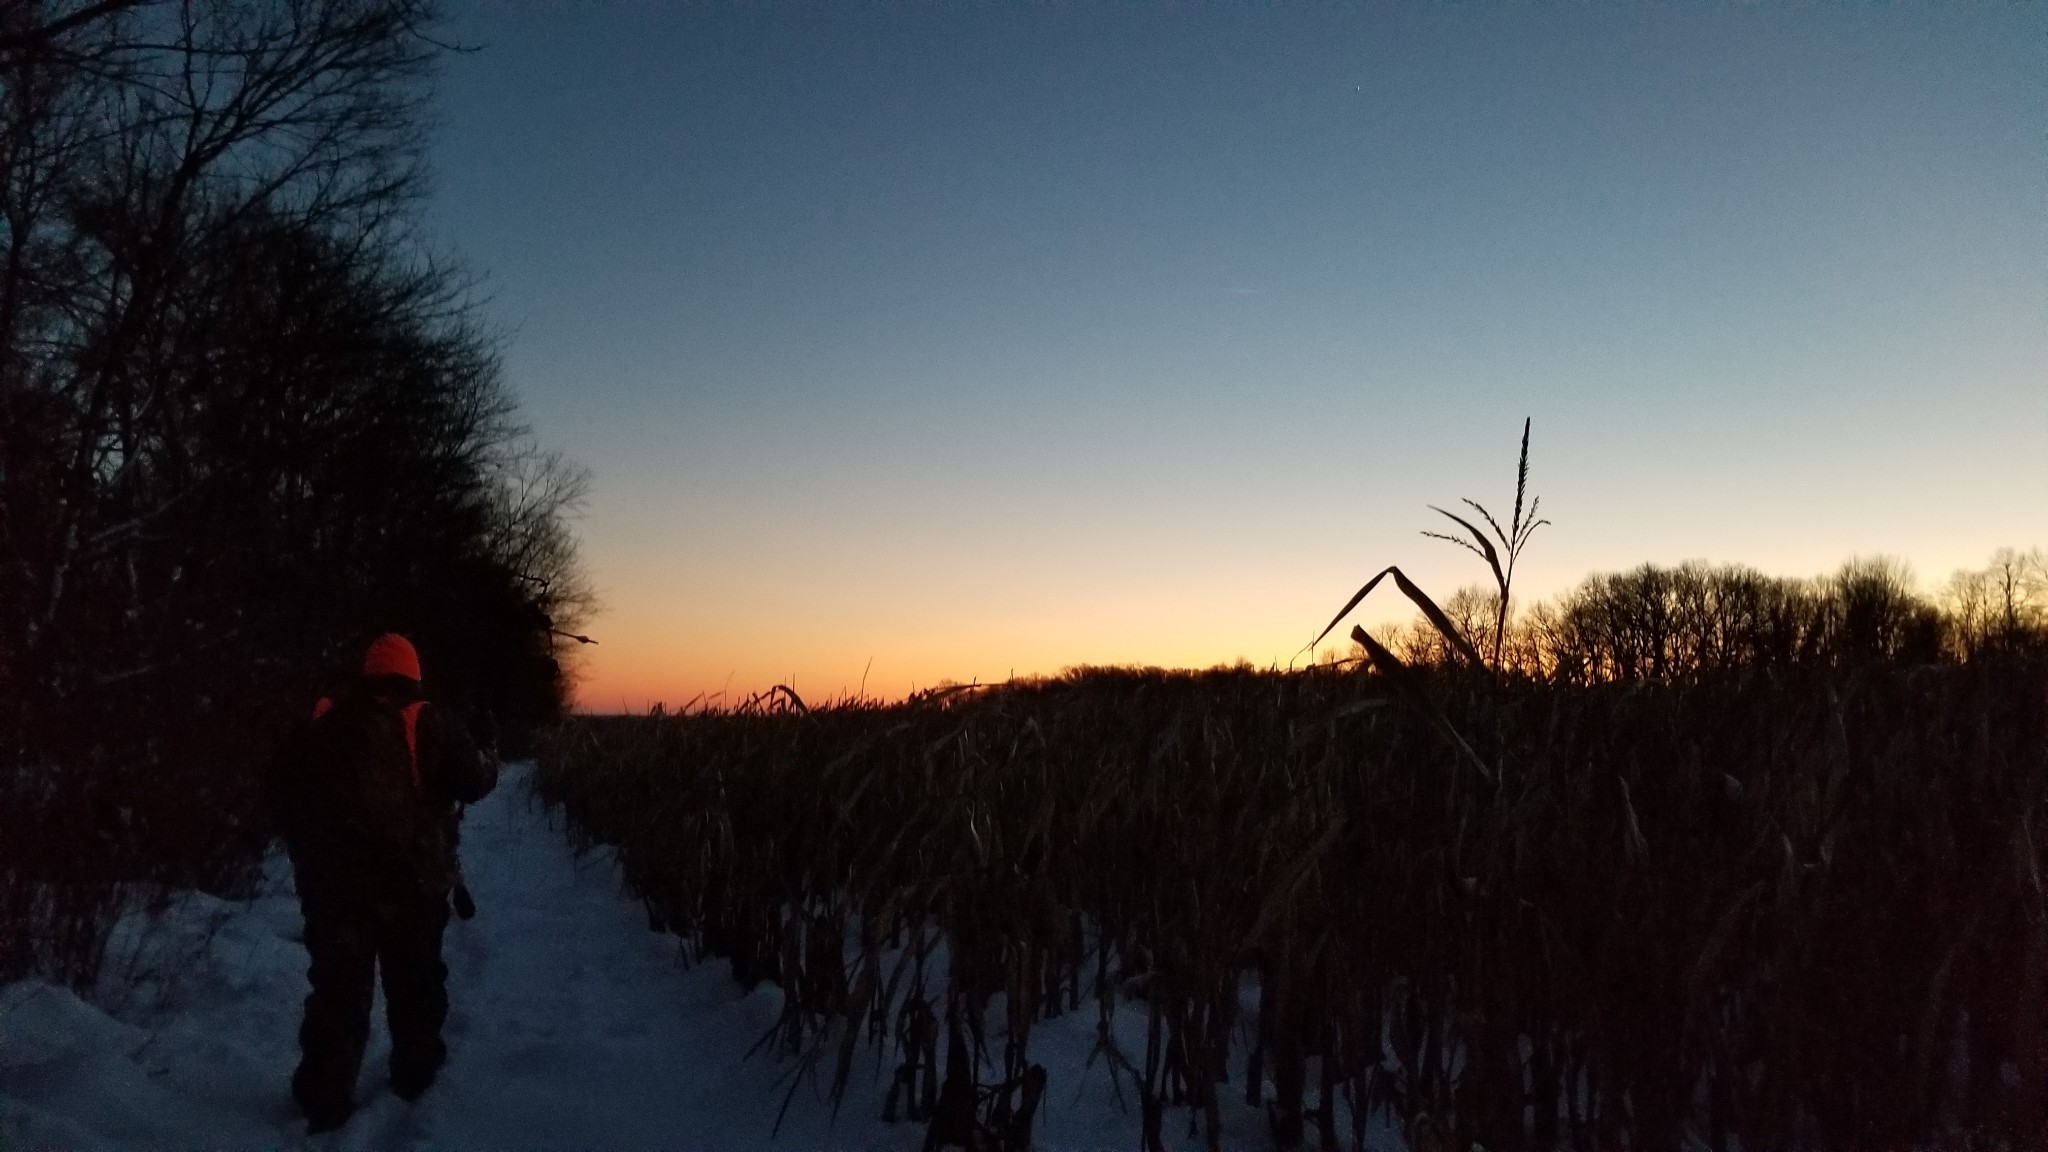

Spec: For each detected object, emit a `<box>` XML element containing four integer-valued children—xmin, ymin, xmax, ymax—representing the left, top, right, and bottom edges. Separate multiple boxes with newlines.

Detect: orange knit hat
<box><xmin>362</xmin><ymin>633</ymin><xmax>422</xmax><ymax>682</ymax></box>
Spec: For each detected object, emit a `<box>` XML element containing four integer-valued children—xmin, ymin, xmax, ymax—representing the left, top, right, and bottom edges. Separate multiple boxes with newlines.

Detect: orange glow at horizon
<box><xmin>560</xmin><ymin>549</ymin><xmax>1404</xmax><ymax>712</ymax></box>
<box><xmin>566</xmin><ymin>607</ymin><xmax>1366</xmax><ymax>713</ymax></box>
<box><xmin>562</xmin><ymin>529</ymin><xmax>2045</xmax><ymax>715</ymax></box>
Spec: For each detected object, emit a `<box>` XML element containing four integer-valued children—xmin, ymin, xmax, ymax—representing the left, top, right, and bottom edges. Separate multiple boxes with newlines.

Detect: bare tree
<box><xmin>3</xmin><ymin>0</ymin><xmax>442</xmax><ymax>714</ymax></box>
<box><xmin>0</xmin><ymin>0</ymin><xmax>590</xmax><ymax>984</ymax></box>
<box><xmin>1941</xmin><ymin>548</ymin><xmax>2048</xmax><ymax>658</ymax></box>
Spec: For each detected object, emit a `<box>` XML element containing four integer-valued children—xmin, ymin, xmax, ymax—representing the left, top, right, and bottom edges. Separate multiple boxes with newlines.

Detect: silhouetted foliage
<box><xmin>1385</xmin><ymin>555</ymin><xmax>1992</xmax><ymax>683</ymax></box>
<box><xmin>0</xmin><ymin>0</ymin><xmax>588</xmax><ymax>984</ymax></box>
<box><xmin>1421</xmin><ymin>417</ymin><xmax>1548</xmax><ymax>670</ymax></box>
<box><xmin>1942</xmin><ymin>547</ymin><xmax>2048</xmax><ymax>660</ymax></box>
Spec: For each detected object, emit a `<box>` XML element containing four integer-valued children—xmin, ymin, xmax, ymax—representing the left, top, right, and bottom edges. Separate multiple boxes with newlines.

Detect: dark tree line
<box><xmin>1388</xmin><ymin>554</ymin><xmax>2040</xmax><ymax>682</ymax></box>
<box><xmin>1</xmin><ymin>0</ymin><xmax>590</xmax><ymax>984</ymax></box>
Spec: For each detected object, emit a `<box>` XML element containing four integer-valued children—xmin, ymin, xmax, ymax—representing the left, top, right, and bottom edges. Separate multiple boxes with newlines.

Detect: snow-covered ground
<box><xmin>1</xmin><ymin>763</ymin><xmax>1395</xmax><ymax>1151</ymax></box>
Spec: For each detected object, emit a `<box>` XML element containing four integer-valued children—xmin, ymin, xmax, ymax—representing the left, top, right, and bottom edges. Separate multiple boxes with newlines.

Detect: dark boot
<box><xmin>302</xmin><ymin>1104</ymin><xmax>354</xmax><ymax>1135</ymax></box>
<box><xmin>390</xmin><ymin>1036</ymin><xmax>447</xmax><ymax>1101</ymax></box>
<box><xmin>293</xmin><ymin>1062</ymin><xmax>356</xmax><ymax>1134</ymax></box>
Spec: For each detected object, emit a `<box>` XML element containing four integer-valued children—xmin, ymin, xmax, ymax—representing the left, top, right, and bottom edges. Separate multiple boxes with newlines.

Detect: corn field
<box><xmin>536</xmin><ymin>657</ymin><xmax>2048</xmax><ymax>1151</ymax></box>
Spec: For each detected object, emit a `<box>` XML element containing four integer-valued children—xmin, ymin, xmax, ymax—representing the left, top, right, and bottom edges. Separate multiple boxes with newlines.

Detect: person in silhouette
<box><xmin>270</xmin><ymin>633</ymin><xmax>496</xmax><ymax>1133</ymax></box>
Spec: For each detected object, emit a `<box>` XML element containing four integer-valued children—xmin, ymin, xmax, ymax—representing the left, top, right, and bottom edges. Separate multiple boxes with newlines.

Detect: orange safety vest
<box><xmin>312</xmin><ymin>696</ymin><xmax>426</xmax><ymax>788</ymax></box>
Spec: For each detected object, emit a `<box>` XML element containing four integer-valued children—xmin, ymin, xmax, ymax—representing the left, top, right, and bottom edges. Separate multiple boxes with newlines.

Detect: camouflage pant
<box><xmin>290</xmin><ymin>887</ymin><xmax>451</xmax><ymax>1124</ymax></box>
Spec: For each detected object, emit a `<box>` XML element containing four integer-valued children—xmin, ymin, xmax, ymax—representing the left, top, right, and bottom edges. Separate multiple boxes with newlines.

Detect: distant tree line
<box><xmin>0</xmin><ymin>0</ymin><xmax>590</xmax><ymax>984</ymax></box>
<box><xmin>1382</xmin><ymin>551</ymin><xmax>2046</xmax><ymax>681</ymax></box>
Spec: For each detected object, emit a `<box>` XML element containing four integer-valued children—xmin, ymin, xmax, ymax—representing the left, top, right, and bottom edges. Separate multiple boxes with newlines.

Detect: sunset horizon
<box><xmin>416</xmin><ymin>1</ymin><xmax>2041</xmax><ymax>715</ymax></box>
<box><xmin>566</xmin><ymin>537</ymin><xmax>2047</xmax><ymax>713</ymax></box>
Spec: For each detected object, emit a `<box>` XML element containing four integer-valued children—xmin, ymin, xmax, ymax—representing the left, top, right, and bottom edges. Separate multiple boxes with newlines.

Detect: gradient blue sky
<box><xmin>427</xmin><ymin>1</ymin><xmax>2046</xmax><ymax>710</ymax></box>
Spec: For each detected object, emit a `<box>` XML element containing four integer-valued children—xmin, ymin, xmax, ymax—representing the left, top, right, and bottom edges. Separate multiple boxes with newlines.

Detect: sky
<box><xmin>425</xmin><ymin>0</ymin><xmax>2047</xmax><ymax>712</ymax></box>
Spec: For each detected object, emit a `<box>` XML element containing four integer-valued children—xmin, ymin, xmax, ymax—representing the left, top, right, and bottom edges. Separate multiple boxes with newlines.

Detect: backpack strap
<box><xmin>400</xmin><ymin>701</ymin><xmax>426</xmax><ymax>788</ymax></box>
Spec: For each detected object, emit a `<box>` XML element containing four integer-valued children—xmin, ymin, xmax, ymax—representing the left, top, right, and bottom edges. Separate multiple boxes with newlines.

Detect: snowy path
<box><xmin>1</xmin><ymin>764</ymin><xmax>1394</xmax><ymax>1151</ymax></box>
